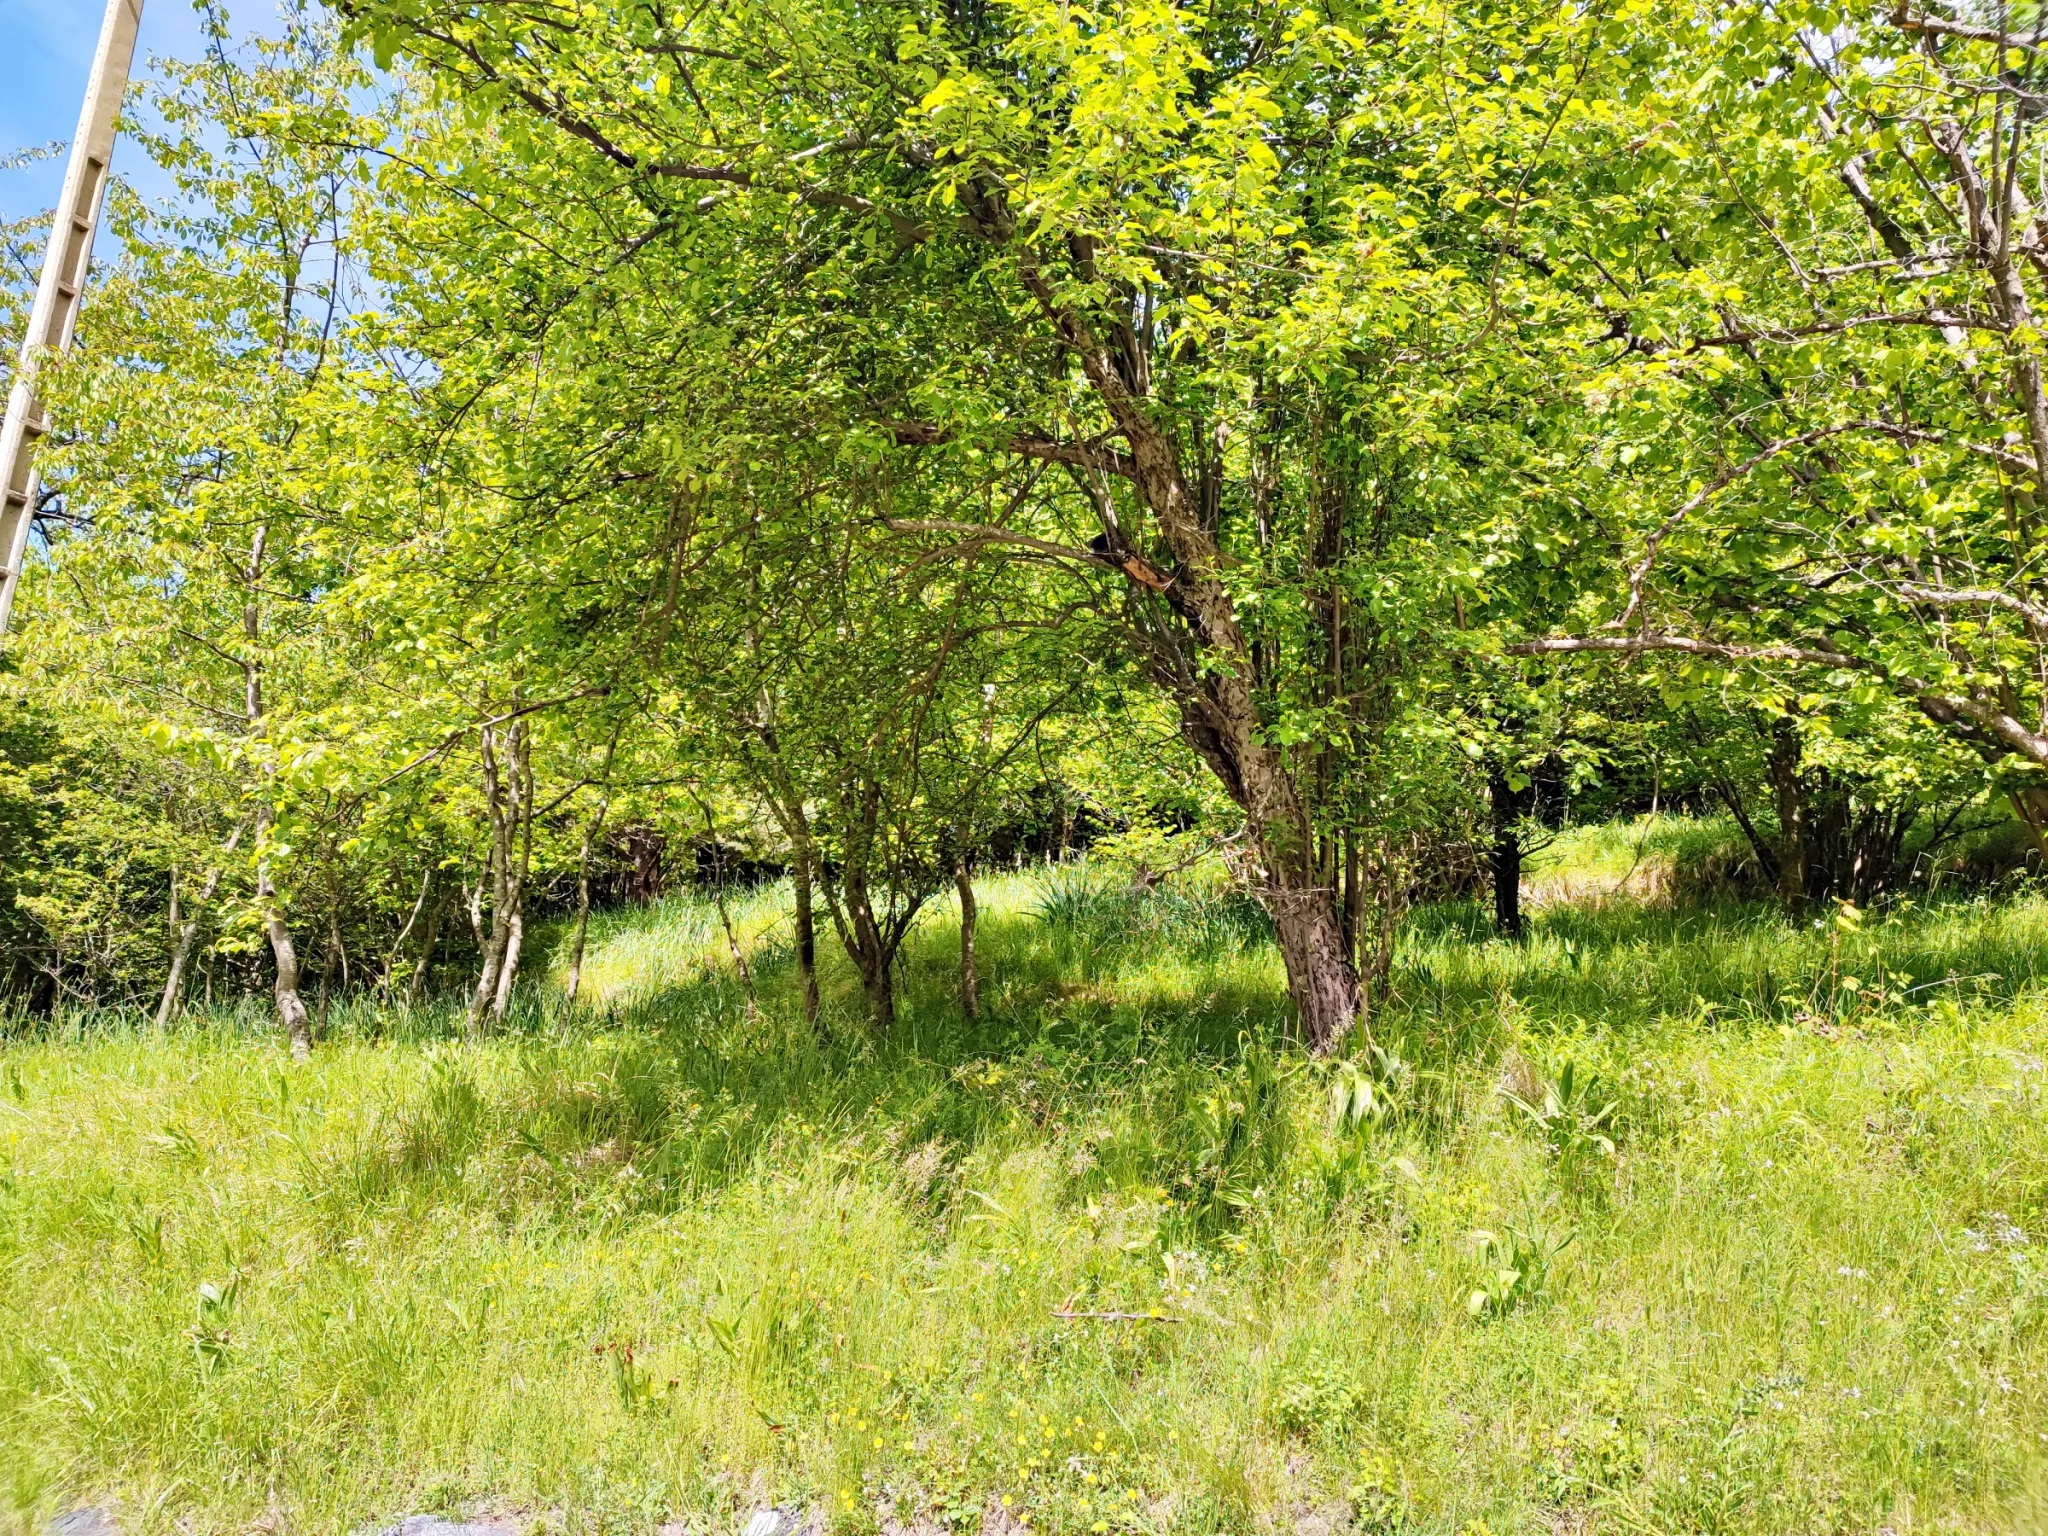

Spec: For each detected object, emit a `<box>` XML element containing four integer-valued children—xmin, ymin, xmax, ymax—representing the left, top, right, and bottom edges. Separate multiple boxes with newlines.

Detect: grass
<box><xmin>3</xmin><ymin>846</ymin><xmax>2048</xmax><ymax>1535</ymax></box>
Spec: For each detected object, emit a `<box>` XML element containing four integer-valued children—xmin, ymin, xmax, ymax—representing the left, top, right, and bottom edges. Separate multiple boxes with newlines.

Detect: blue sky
<box><xmin>0</xmin><ymin>0</ymin><xmax>246</xmax><ymax>224</ymax></box>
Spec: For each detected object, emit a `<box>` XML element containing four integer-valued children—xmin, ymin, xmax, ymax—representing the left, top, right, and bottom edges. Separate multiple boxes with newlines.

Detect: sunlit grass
<box><xmin>4</xmin><ymin>843</ymin><xmax>2048</xmax><ymax>1534</ymax></box>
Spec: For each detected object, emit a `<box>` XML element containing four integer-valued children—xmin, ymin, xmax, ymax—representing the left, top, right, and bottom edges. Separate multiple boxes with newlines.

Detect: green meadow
<box><xmin>4</xmin><ymin>827</ymin><xmax>2047</xmax><ymax>1536</ymax></box>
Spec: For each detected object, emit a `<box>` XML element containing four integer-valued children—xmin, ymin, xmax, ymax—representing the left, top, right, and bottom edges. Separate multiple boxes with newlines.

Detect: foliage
<box><xmin>1498</xmin><ymin>1058</ymin><xmax>1619</xmax><ymax>1167</ymax></box>
<box><xmin>1465</xmin><ymin>1221</ymin><xmax>1575</xmax><ymax>1320</ymax></box>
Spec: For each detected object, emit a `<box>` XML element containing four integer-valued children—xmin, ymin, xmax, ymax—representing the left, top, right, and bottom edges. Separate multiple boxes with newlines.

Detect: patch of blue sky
<box><xmin>0</xmin><ymin>0</ymin><xmax>276</xmax><ymax>225</ymax></box>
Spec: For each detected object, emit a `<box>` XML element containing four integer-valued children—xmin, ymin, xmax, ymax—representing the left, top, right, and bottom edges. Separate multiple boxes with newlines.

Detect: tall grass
<box><xmin>3</xmin><ymin>849</ymin><xmax>2047</xmax><ymax>1534</ymax></box>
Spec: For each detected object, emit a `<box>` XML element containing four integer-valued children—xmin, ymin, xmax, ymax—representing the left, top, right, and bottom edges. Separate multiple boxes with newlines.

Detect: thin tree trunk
<box><xmin>694</xmin><ymin>791</ymin><xmax>759</xmax><ymax>1017</ymax></box>
<box><xmin>713</xmin><ymin>877</ymin><xmax>758</xmax><ymax>1016</ymax></box>
<box><xmin>839</xmin><ymin>876</ymin><xmax>895</xmax><ymax>1030</ymax></box>
<box><xmin>565</xmin><ymin>824</ymin><xmax>599</xmax><ymax>1006</ymax></box>
<box><xmin>564</xmin><ymin>733</ymin><xmax>619</xmax><ymax>1006</ymax></box>
<box><xmin>469</xmin><ymin>721</ymin><xmax>515</xmax><ymax>1036</ymax></box>
<box><xmin>955</xmin><ymin>856</ymin><xmax>979</xmax><ymax>1020</ymax></box>
<box><xmin>411</xmin><ymin>883</ymin><xmax>445</xmax><ymax>1003</ymax></box>
<box><xmin>157</xmin><ymin>870</ymin><xmax>185</xmax><ymax>1031</ymax></box>
<box><xmin>1490</xmin><ymin>762</ymin><xmax>1526</xmax><ymax>940</ymax></box>
<box><xmin>491</xmin><ymin>718</ymin><xmax>534</xmax><ymax>1022</ymax></box>
<box><xmin>161</xmin><ymin>820</ymin><xmax>247</xmax><ymax>1030</ymax></box>
<box><xmin>242</xmin><ymin>522</ymin><xmax>309</xmax><ymax>1059</ymax></box>
<box><xmin>793</xmin><ymin>838</ymin><xmax>820</xmax><ymax>1031</ymax></box>
<box><xmin>316</xmin><ymin>908</ymin><xmax>341</xmax><ymax>1037</ymax></box>
<box><xmin>1341</xmin><ymin>831</ymin><xmax>1362</xmax><ymax>971</ymax></box>
<box><xmin>382</xmin><ymin>866</ymin><xmax>432</xmax><ymax>1000</ymax></box>
<box><xmin>258</xmin><ymin>805</ymin><xmax>312</xmax><ymax>1063</ymax></box>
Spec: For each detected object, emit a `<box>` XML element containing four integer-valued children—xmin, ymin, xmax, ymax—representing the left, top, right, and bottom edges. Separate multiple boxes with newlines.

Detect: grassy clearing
<box><xmin>4</xmin><ymin>854</ymin><xmax>2048</xmax><ymax>1535</ymax></box>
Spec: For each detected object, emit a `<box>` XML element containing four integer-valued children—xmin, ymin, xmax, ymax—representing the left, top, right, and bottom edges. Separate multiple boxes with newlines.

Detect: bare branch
<box><xmin>1892</xmin><ymin>8</ymin><xmax>2048</xmax><ymax>50</ymax></box>
<box><xmin>1508</xmin><ymin>632</ymin><xmax>1866</xmax><ymax>668</ymax></box>
<box><xmin>1895</xmin><ymin>581</ymin><xmax>2048</xmax><ymax>635</ymax></box>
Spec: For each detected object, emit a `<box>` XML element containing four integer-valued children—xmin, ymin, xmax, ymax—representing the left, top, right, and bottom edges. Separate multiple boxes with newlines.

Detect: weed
<box><xmin>1466</xmin><ymin>1223</ymin><xmax>1575</xmax><ymax>1318</ymax></box>
<box><xmin>186</xmin><ymin>1275</ymin><xmax>237</xmax><ymax>1376</ymax></box>
<box><xmin>1270</xmin><ymin>1364</ymin><xmax>1365</xmax><ymax>1437</ymax></box>
<box><xmin>1499</xmin><ymin>1058</ymin><xmax>1617</xmax><ymax>1164</ymax></box>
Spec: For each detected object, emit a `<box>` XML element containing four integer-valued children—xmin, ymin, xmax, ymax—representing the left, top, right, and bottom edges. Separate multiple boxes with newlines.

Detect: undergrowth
<box><xmin>3</xmin><ymin>848</ymin><xmax>2047</xmax><ymax>1534</ymax></box>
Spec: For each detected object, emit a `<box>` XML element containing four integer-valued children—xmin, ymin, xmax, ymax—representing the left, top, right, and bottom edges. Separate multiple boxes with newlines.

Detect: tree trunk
<box><xmin>411</xmin><ymin>884</ymin><xmax>444</xmax><ymax>1002</ymax></box>
<box><xmin>841</xmin><ymin>875</ymin><xmax>896</xmax><ymax>1030</ymax></box>
<box><xmin>1768</xmin><ymin>717</ymin><xmax>1809</xmax><ymax>907</ymax></box>
<box><xmin>241</xmin><ymin>523</ymin><xmax>307</xmax><ymax>1057</ymax></box>
<box><xmin>564</xmin><ymin>750</ymin><xmax>616</xmax><ymax>1005</ymax></box>
<box><xmin>491</xmin><ymin>718</ymin><xmax>534</xmax><ymax>1023</ymax></box>
<box><xmin>793</xmin><ymin>838</ymin><xmax>820</xmax><ymax>1030</ymax></box>
<box><xmin>492</xmin><ymin>908</ymin><xmax>524</xmax><ymax>1020</ymax></box>
<box><xmin>2010</xmin><ymin>785</ymin><xmax>2048</xmax><ymax>864</ymax></box>
<box><xmin>315</xmin><ymin>909</ymin><xmax>341</xmax><ymax>1037</ymax></box>
<box><xmin>266</xmin><ymin>908</ymin><xmax>312</xmax><ymax>1062</ymax></box>
<box><xmin>160</xmin><ymin>840</ymin><xmax>238</xmax><ymax>1031</ymax></box>
<box><xmin>565</xmin><ymin>834</ymin><xmax>597</xmax><ymax>1006</ymax></box>
<box><xmin>381</xmin><ymin>867</ymin><xmax>433</xmax><ymax>1001</ymax></box>
<box><xmin>1267</xmin><ymin>883</ymin><xmax>1355</xmax><ymax>1049</ymax></box>
<box><xmin>468</xmin><ymin>723</ymin><xmax>515</xmax><ymax>1037</ymax></box>
<box><xmin>1341</xmin><ymin>831</ymin><xmax>1362</xmax><ymax>970</ymax></box>
<box><xmin>1490</xmin><ymin>762</ymin><xmax>1526</xmax><ymax>940</ymax></box>
<box><xmin>157</xmin><ymin>871</ymin><xmax>190</xmax><ymax>1031</ymax></box>
<box><xmin>859</xmin><ymin>954</ymin><xmax>894</xmax><ymax>1030</ymax></box>
<box><xmin>1017</xmin><ymin>260</ymin><xmax>1360</xmax><ymax>1049</ymax></box>
<box><xmin>955</xmin><ymin>857</ymin><xmax>979</xmax><ymax>1020</ymax></box>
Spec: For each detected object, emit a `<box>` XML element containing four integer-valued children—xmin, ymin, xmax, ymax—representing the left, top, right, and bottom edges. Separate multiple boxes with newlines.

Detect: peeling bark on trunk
<box><xmin>257</xmin><ymin>807</ymin><xmax>311</xmax><ymax>1063</ymax></box>
<box><xmin>267</xmin><ymin>907</ymin><xmax>312</xmax><ymax>1062</ymax></box>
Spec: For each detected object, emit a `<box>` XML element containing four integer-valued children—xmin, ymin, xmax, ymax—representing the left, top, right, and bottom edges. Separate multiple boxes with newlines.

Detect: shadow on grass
<box><xmin>18</xmin><ymin>863</ymin><xmax>2048</xmax><ymax>1234</ymax></box>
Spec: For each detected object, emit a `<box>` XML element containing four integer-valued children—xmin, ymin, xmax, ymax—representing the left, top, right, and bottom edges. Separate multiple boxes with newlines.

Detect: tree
<box><xmin>332</xmin><ymin>0</ymin><xmax>1668</xmax><ymax>1048</ymax></box>
<box><xmin>1504</xmin><ymin>2</ymin><xmax>2048</xmax><ymax>861</ymax></box>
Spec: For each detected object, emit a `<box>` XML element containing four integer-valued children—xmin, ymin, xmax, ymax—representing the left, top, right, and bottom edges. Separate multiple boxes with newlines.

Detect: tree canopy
<box><xmin>4</xmin><ymin>0</ymin><xmax>2046</xmax><ymax>1047</ymax></box>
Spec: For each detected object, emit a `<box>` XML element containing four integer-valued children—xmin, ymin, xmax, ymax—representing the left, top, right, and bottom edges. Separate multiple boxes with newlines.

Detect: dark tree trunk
<box><xmin>623</xmin><ymin>826</ymin><xmax>666</xmax><ymax>906</ymax></box>
<box><xmin>956</xmin><ymin>857</ymin><xmax>979</xmax><ymax>1020</ymax></box>
<box><xmin>1341</xmin><ymin>831</ymin><xmax>1362</xmax><ymax>970</ymax></box>
<box><xmin>1768</xmin><ymin>717</ymin><xmax>1810</xmax><ymax>907</ymax></box>
<box><xmin>1490</xmin><ymin>762</ymin><xmax>1527</xmax><ymax>940</ymax></box>
<box><xmin>411</xmin><ymin>885</ymin><xmax>444</xmax><ymax>1002</ymax></box>
<box><xmin>823</xmin><ymin>865</ymin><xmax>916</xmax><ymax>1033</ymax></box>
<box><xmin>794</xmin><ymin>840</ymin><xmax>820</xmax><ymax>1030</ymax></box>
<box><xmin>849</xmin><ymin>883</ymin><xmax>895</xmax><ymax>1030</ymax></box>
